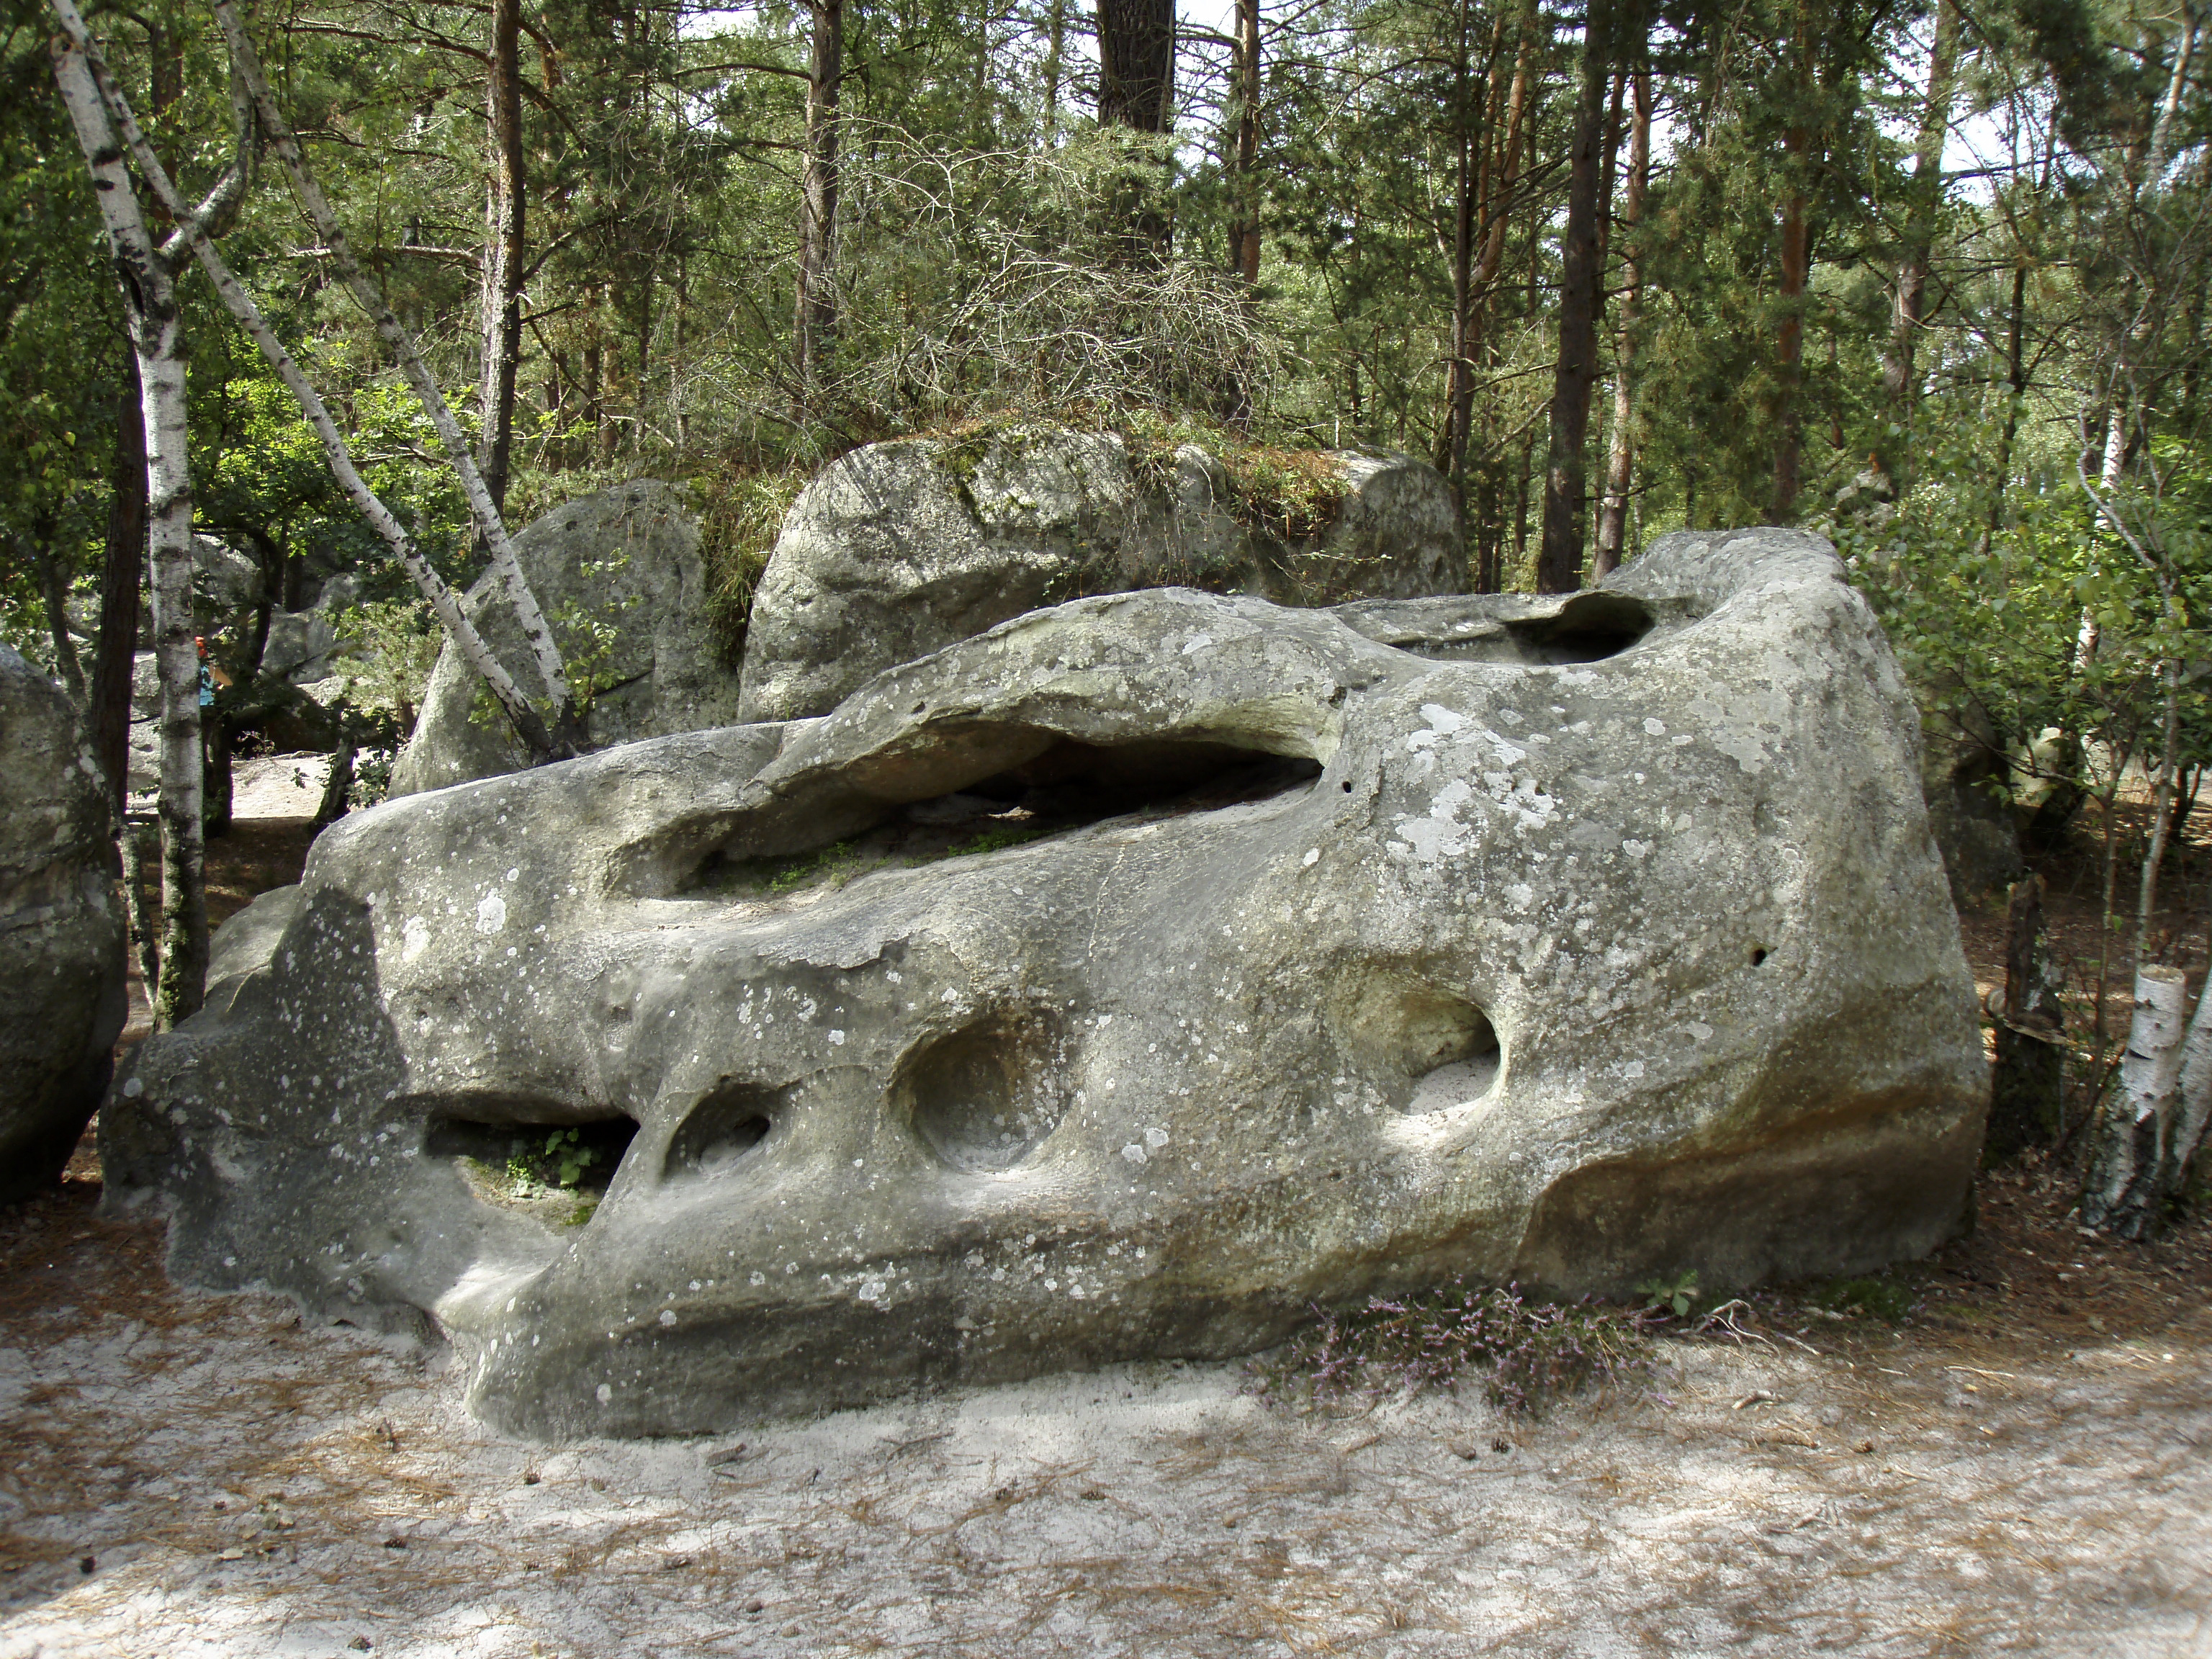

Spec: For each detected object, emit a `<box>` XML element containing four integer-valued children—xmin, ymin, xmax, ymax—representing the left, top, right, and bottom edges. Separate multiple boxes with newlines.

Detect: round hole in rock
<box><xmin>664</xmin><ymin>1082</ymin><xmax>785</xmax><ymax>1181</ymax></box>
<box><xmin>1328</xmin><ymin>971</ymin><xmax>1501</xmax><ymax>1115</ymax></box>
<box><xmin>1750</xmin><ymin>946</ymin><xmax>1769</xmax><ymax>968</ymax></box>
<box><xmin>897</xmin><ymin>1011</ymin><xmax>1067</xmax><ymax>1173</ymax></box>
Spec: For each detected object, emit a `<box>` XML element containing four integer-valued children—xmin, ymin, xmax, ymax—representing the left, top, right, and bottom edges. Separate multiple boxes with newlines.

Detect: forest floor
<box><xmin>4</xmin><ymin>783</ymin><xmax>2210</xmax><ymax>1659</ymax></box>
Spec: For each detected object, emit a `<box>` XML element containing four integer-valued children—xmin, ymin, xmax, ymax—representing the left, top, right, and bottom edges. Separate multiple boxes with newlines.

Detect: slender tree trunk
<box><xmin>1042</xmin><ymin>0</ymin><xmax>1068</xmax><ymax>139</ymax></box>
<box><xmin>1773</xmin><ymin>130</ymin><xmax>1811</xmax><ymax>522</ymax></box>
<box><xmin>1595</xmin><ymin>66</ymin><xmax>1649</xmax><ymax>575</ymax></box>
<box><xmin>795</xmin><ymin>0</ymin><xmax>842</xmax><ymax>400</ymax></box>
<box><xmin>1537</xmin><ymin>0</ymin><xmax>1619</xmax><ymax>592</ymax></box>
<box><xmin>1439</xmin><ymin>0</ymin><xmax>1522</xmax><ymax>489</ymax></box>
<box><xmin>477</xmin><ymin>0</ymin><xmax>527</xmax><ymax>513</ymax></box>
<box><xmin>2136</xmin><ymin>659</ymin><xmax>2182</xmax><ymax>958</ymax></box>
<box><xmin>1228</xmin><ymin>0</ymin><xmax>1262</xmax><ymax>283</ymax></box>
<box><xmin>89</xmin><ymin>372</ymin><xmax>146</xmax><ymax>818</ymax></box>
<box><xmin>1880</xmin><ymin>0</ymin><xmax>1960</xmax><ymax>443</ymax></box>
<box><xmin>121</xmin><ymin>817</ymin><xmax>160</xmax><ymax>1006</ymax></box>
<box><xmin>52</xmin><ymin>23</ymin><xmax>215</xmax><ymax>1028</ymax></box>
<box><xmin>1985</xmin><ymin>256</ymin><xmax>2028</xmax><ymax>541</ymax></box>
<box><xmin>32</xmin><ymin>532</ymin><xmax>85</xmax><ymax>700</ymax></box>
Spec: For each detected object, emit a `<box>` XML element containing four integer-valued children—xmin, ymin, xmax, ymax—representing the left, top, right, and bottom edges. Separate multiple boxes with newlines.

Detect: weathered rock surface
<box><xmin>737</xmin><ymin>427</ymin><xmax>1464</xmax><ymax>724</ymax></box>
<box><xmin>1</xmin><ymin>646</ymin><xmax>126</xmax><ymax>1204</ymax></box>
<box><xmin>106</xmin><ymin>527</ymin><xmax>1983</xmax><ymax>1436</ymax></box>
<box><xmin>387</xmin><ymin>481</ymin><xmax>737</xmax><ymax>798</ymax></box>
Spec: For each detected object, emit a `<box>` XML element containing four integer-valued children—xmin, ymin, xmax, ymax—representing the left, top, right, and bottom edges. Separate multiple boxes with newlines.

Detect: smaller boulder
<box><xmin>737</xmin><ymin>426</ymin><xmax>1463</xmax><ymax>724</ymax></box>
<box><xmin>0</xmin><ymin>646</ymin><xmax>126</xmax><ymax>1204</ymax></box>
<box><xmin>388</xmin><ymin>482</ymin><xmax>734</xmax><ymax>799</ymax></box>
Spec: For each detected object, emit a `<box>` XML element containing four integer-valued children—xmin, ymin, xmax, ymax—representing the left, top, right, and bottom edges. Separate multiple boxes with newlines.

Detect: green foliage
<box><xmin>942</xmin><ymin>823</ymin><xmax>1051</xmax><ymax>858</ymax></box>
<box><xmin>1633</xmin><ymin>1269</ymin><xmax>1701</xmax><ymax>1318</ymax></box>
<box><xmin>331</xmin><ymin>600</ymin><xmax>441</xmax><ymax>730</ymax></box>
<box><xmin>692</xmin><ymin>462</ymin><xmax>811</xmax><ymax>663</ymax></box>
<box><xmin>505</xmin><ymin>1127</ymin><xmax>602</xmax><ymax>1192</ymax></box>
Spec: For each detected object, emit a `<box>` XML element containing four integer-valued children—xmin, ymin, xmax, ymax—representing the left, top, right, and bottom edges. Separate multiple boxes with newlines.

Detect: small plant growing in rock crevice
<box><xmin>1247</xmin><ymin>1282</ymin><xmax>1651</xmax><ymax>1416</ymax></box>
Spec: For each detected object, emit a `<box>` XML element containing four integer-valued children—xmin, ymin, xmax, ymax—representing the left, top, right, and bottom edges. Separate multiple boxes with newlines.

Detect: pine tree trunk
<box><xmin>1594</xmin><ymin>66</ymin><xmax>1648</xmax><ymax>575</ymax></box>
<box><xmin>1773</xmin><ymin>129</ymin><xmax>1811</xmax><ymax>523</ymax></box>
<box><xmin>796</xmin><ymin>0</ymin><xmax>842</xmax><ymax>400</ymax></box>
<box><xmin>1536</xmin><ymin>0</ymin><xmax>1618</xmax><ymax>593</ymax></box>
<box><xmin>1096</xmin><ymin>0</ymin><xmax>1174</xmax><ymax>130</ymax></box>
<box><xmin>1880</xmin><ymin>0</ymin><xmax>1959</xmax><ymax>435</ymax></box>
<box><xmin>1229</xmin><ymin>0</ymin><xmax>1262</xmax><ymax>283</ymax></box>
<box><xmin>477</xmin><ymin>0</ymin><xmax>527</xmax><ymax>513</ymax></box>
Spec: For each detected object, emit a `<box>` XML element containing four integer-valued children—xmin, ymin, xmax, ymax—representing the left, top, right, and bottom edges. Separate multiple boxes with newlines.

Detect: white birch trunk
<box><xmin>50</xmin><ymin>25</ymin><xmax>207</xmax><ymax>1025</ymax></box>
<box><xmin>60</xmin><ymin>18</ymin><xmax>557</xmax><ymax>760</ymax></box>
<box><xmin>211</xmin><ymin>0</ymin><xmax>577</xmax><ymax>749</ymax></box>
<box><xmin>2081</xmin><ymin>965</ymin><xmax>2191</xmax><ymax>1237</ymax></box>
<box><xmin>2163</xmin><ymin>979</ymin><xmax>2212</xmax><ymax>1201</ymax></box>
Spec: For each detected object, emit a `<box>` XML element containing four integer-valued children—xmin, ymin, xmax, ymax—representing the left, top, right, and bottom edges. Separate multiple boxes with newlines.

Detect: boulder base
<box><xmin>107</xmin><ymin>529</ymin><xmax>1983</xmax><ymax>1436</ymax></box>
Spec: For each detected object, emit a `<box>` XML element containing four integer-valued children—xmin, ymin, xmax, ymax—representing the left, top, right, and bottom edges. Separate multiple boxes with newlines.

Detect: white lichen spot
<box><xmin>1643</xmin><ymin>717</ymin><xmax>1668</xmax><ymax>737</ymax></box>
<box><xmin>1121</xmin><ymin>1143</ymin><xmax>1148</xmax><ymax>1164</ymax></box>
<box><xmin>595</xmin><ymin>1383</ymin><xmax>613</xmax><ymax>1404</ymax></box>
<box><xmin>402</xmin><ymin>917</ymin><xmax>431</xmax><ymax>961</ymax></box>
<box><xmin>475</xmin><ymin>891</ymin><xmax>507</xmax><ymax>935</ymax></box>
<box><xmin>658</xmin><ymin>1308</ymin><xmax>676</xmax><ymax>1327</ymax></box>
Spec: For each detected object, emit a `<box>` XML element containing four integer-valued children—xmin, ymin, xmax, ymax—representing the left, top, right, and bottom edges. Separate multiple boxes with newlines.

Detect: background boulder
<box><xmin>388</xmin><ymin>481</ymin><xmax>737</xmax><ymax>798</ymax></box>
<box><xmin>735</xmin><ymin>426</ymin><xmax>1464</xmax><ymax>723</ymax></box>
<box><xmin>0</xmin><ymin>645</ymin><xmax>125</xmax><ymax>1204</ymax></box>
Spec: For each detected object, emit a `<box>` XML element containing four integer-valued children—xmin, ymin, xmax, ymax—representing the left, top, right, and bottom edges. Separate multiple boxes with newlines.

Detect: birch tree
<box><xmin>210</xmin><ymin>0</ymin><xmax>586</xmax><ymax>759</ymax></box>
<box><xmin>52</xmin><ymin>0</ymin><xmax>575</xmax><ymax>768</ymax></box>
<box><xmin>48</xmin><ymin>12</ymin><xmax>256</xmax><ymax>1028</ymax></box>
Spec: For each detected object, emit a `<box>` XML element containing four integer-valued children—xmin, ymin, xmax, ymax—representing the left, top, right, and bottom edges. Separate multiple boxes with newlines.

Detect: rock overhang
<box><xmin>104</xmin><ymin>527</ymin><xmax>1986</xmax><ymax>1437</ymax></box>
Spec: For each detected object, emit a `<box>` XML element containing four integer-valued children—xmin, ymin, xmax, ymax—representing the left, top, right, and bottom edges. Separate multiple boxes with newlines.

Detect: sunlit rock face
<box><xmin>104</xmin><ymin>528</ymin><xmax>1984</xmax><ymax>1437</ymax></box>
<box><xmin>1</xmin><ymin>644</ymin><xmax>125</xmax><ymax>1205</ymax></box>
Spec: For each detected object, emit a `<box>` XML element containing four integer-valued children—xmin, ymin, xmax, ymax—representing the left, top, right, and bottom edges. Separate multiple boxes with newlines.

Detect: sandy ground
<box><xmin>1</xmin><ymin>1160</ymin><xmax>2207</xmax><ymax>1659</ymax></box>
<box><xmin>9</xmin><ymin>787</ymin><xmax>2208</xmax><ymax>1659</ymax></box>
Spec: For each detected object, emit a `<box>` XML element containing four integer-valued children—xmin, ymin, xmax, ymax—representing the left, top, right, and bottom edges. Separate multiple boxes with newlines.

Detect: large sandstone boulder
<box><xmin>387</xmin><ymin>481</ymin><xmax>737</xmax><ymax>798</ymax></box>
<box><xmin>1</xmin><ymin>647</ymin><xmax>126</xmax><ymax>1204</ymax></box>
<box><xmin>736</xmin><ymin>427</ymin><xmax>1463</xmax><ymax>723</ymax></box>
<box><xmin>105</xmin><ymin>528</ymin><xmax>1983</xmax><ymax>1437</ymax></box>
